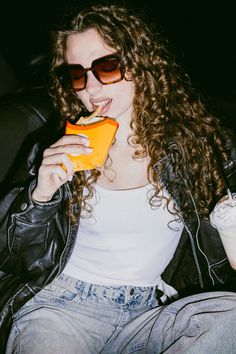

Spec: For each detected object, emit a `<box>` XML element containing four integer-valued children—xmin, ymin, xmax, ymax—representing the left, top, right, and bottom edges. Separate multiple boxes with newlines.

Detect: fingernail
<box><xmin>68</xmin><ymin>175</ymin><xmax>73</xmax><ymax>181</ymax></box>
<box><xmin>82</xmin><ymin>138</ymin><xmax>90</xmax><ymax>147</ymax></box>
<box><xmin>78</xmin><ymin>134</ymin><xmax>89</xmax><ymax>146</ymax></box>
<box><xmin>85</xmin><ymin>147</ymin><xmax>93</xmax><ymax>154</ymax></box>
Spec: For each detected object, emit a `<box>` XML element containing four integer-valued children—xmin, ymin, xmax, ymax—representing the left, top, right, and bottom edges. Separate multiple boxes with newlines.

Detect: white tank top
<box><xmin>63</xmin><ymin>183</ymin><xmax>183</xmax><ymax>291</ymax></box>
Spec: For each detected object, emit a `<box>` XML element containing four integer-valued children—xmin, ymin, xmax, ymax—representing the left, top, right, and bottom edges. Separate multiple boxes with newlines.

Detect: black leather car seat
<box><xmin>0</xmin><ymin>89</ymin><xmax>60</xmax><ymax>193</ymax></box>
<box><xmin>0</xmin><ymin>53</ymin><xmax>19</xmax><ymax>98</ymax></box>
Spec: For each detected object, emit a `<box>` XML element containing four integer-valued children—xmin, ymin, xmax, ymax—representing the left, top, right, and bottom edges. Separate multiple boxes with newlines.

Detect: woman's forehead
<box><xmin>65</xmin><ymin>29</ymin><xmax>115</xmax><ymax>64</ymax></box>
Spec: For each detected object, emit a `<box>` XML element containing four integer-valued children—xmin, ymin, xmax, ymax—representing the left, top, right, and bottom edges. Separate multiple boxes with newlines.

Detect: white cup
<box><xmin>210</xmin><ymin>193</ymin><xmax>236</xmax><ymax>270</ymax></box>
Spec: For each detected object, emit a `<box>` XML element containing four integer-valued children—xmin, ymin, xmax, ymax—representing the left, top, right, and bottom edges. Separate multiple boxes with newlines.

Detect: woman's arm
<box><xmin>0</xmin><ymin>179</ymin><xmax>63</xmax><ymax>275</ymax></box>
<box><xmin>0</xmin><ymin>134</ymin><xmax>90</xmax><ymax>276</ymax></box>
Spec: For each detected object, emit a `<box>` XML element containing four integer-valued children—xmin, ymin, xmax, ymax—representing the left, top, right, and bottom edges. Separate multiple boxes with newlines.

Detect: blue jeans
<box><xmin>6</xmin><ymin>273</ymin><xmax>236</xmax><ymax>353</ymax></box>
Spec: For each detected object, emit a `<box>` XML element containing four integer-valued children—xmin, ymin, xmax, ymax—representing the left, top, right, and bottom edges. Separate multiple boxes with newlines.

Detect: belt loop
<box><xmin>81</xmin><ymin>281</ymin><xmax>92</xmax><ymax>300</ymax></box>
<box><xmin>146</xmin><ymin>286</ymin><xmax>156</xmax><ymax>306</ymax></box>
<box><xmin>151</xmin><ymin>286</ymin><xmax>156</xmax><ymax>300</ymax></box>
<box><xmin>124</xmin><ymin>287</ymin><xmax>128</xmax><ymax>304</ymax></box>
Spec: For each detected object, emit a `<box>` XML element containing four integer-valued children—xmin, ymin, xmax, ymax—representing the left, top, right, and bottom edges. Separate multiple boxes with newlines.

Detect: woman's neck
<box><xmin>114</xmin><ymin>107</ymin><xmax>133</xmax><ymax>143</ymax></box>
<box><xmin>96</xmin><ymin>108</ymin><xmax>151</xmax><ymax>190</ymax></box>
<box><xmin>97</xmin><ymin>142</ymin><xmax>150</xmax><ymax>190</ymax></box>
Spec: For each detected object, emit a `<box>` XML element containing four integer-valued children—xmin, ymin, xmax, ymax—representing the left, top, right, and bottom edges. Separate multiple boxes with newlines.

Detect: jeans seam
<box><xmin>13</xmin><ymin>320</ymin><xmax>21</xmax><ymax>354</ymax></box>
<box><xmin>98</xmin><ymin>309</ymin><xmax>125</xmax><ymax>353</ymax></box>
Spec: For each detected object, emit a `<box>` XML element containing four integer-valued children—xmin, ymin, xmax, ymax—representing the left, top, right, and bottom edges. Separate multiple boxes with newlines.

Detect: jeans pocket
<box><xmin>36</xmin><ymin>283</ymin><xmax>79</xmax><ymax>303</ymax></box>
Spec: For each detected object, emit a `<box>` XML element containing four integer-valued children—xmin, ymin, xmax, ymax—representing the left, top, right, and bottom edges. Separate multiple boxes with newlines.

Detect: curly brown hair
<box><xmin>50</xmin><ymin>3</ymin><xmax>230</xmax><ymax>223</ymax></box>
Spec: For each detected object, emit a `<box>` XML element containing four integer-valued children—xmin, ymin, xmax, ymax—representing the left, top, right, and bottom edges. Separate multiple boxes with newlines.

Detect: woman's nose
<box><xmin>85</xmin><ymin>71</ymin><xmax>103</xmax><ymax>95</ymax></box>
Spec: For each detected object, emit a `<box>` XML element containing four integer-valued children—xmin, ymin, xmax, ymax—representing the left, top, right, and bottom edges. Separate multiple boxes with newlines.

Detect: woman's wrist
<box><xmin>31</xmin><ymin>188</ymin><xmax>53</xmax><ymax>203</ymax></box>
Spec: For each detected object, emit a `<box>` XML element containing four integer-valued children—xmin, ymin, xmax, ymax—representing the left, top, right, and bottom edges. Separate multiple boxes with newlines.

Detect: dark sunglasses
<box><xmin>55</xmin><ymin>53</ymin><xmax>124</xmax><ymax>92</ymax></box>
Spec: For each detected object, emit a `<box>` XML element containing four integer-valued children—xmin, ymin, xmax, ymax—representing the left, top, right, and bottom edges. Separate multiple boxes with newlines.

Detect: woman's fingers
<box><xmin>32</xmin><ymin>134</ymin><xmax>93</xmax><ymax>202</ymax></box>
<box><xmin>42</xmin><ymin>153</ymin><xmax>75</xmax><ymax>177</ymax></box>
<box><xmin>32</xmin><ymin>165</ymin><xmax>69</xmax><ymax>202</ymax></box>
<box><xmin>50</xmin><ymin>134</ymin><xmax>89</xmax><ymax>149</ymax></box>
<box><xmin>39</xmin><ymin>164</ymin><xmax>68</xmax><ymax>183</ymax></box>
<box><xmin>43</xmin><ymin>144</ymin><xmax>92</xmax><ymax>158</ymax></box>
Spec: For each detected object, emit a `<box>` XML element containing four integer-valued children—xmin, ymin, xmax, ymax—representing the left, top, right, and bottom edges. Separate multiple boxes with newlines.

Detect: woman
<box><xmin>1</xmin><ymin>3</ymin><xmax>236</xmax><ymax>353</ymax></box>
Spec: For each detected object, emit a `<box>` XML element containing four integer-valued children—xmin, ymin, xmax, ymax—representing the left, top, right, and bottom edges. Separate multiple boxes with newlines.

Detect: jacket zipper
<box><xmin>159</xmin><ymin>177</ymin><xmax>204</xmax><ymax>288</ymax></box>
<box><xmin>182</xmin><ymin>222</ymin><xmax>204</xmax><ymax>288</ymax></box>
<box><xmin>182</xmin><ymin>184</ymin><xmax>215</xmax><ymax>286</ymax></box>
<box><xmin>56</xmin><ymin>183</ymin><xmax>73</xmax><ymax>276</ymax></box>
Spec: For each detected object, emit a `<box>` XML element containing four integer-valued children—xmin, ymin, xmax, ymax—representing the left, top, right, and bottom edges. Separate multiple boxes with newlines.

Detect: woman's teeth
<box><xmin>96</xmin><ymin>100</ymin><xmax>110</xmax><ymax>108</ymax></box>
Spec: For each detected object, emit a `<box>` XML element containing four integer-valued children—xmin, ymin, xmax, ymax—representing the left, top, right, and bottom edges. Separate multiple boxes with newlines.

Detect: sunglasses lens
<box><xmin>69</xmin><ymin>66</ymin><xmax>86</xmax><ymax>91</ymax></box>
<box><xmin>56</xmin><ymin>55</ymin><xmax>123</xmax><ymax>91</ymax></box>
<box><xmin>94</xmin><ymin>56</ymin><xmax>122</xmax><ymax>84</ymax></box>
<box><xmin>56</xmin><ymin>65</ymin><xmax>86</xmax><ymax>91</ymax></box>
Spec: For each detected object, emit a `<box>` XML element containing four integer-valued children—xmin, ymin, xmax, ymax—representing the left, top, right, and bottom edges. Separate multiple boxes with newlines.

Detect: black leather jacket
<box><xmin>0</xmin><ymin>135</ymin><xmax>236</xmax><ymax>351</ymax></box>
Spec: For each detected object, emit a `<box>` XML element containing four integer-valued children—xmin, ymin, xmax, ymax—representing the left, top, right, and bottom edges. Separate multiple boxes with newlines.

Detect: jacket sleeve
<box><xmin>0</xmin><ymin>137</ymin><xmax>68</xmax><ymax>277</ymax></box>
<box><xmin>223</xmin><ymin>130</ymin><xmax>236</xmax><ymax>192</ymax></box>
<box><xmin>0</xmin><ymin>179</ymin><xmax>64</xmax><ymax>276</ymax></box>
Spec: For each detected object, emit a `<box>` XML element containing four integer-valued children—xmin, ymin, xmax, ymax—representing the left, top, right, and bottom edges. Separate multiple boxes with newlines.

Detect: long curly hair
<box><xmin>50</xmin><ymin>3</ymin><xmax>231</xmax><ymax>223</ymax></box>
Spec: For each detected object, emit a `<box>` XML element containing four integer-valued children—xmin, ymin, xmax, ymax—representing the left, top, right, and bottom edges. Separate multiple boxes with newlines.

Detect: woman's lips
<box><xmin>91</xmin><ymin>99</ymin><xmax>112</xmax><ymax>115</ymax></box>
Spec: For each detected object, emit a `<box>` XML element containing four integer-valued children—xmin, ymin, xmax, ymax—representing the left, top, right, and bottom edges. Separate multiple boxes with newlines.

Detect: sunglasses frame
<box><xmin>55</xmin><ymin>53</ymin><xmax>124</xmax><ymax>92</ymax></box>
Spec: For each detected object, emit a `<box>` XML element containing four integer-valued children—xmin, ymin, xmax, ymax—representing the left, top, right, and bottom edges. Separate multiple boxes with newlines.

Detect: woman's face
<box><xmin>66</xmin><ymin>29</ymin><xmax>135</xmax><ymax>122</ymax></box>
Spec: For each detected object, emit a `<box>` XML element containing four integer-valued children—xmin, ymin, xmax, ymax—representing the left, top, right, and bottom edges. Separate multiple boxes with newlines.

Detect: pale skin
<box><xmin>32</xmin><ymin>29</ymin><xmax>149</xmax><ymax>202</ymax></box>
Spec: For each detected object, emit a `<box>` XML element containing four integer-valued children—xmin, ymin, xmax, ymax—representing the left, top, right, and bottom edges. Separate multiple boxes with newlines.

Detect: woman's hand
<box><xmin>32</xmin><ymin>135</ymin><xmax>92</xmax><ymax>202</ymax></box>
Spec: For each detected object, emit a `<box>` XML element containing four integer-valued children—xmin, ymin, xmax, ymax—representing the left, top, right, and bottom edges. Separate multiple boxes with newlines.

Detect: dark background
<box><xmin>0</xmin><ymin>0</ymin><xmax>235</xmax><ymax>129</ymax></box>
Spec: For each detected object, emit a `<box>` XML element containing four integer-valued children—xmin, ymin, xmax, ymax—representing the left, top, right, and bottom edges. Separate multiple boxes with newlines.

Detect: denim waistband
<box><xmin>53</xmin><ymin>273</ymin><xmax>157</xmax><ymax>306</ymax></box>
